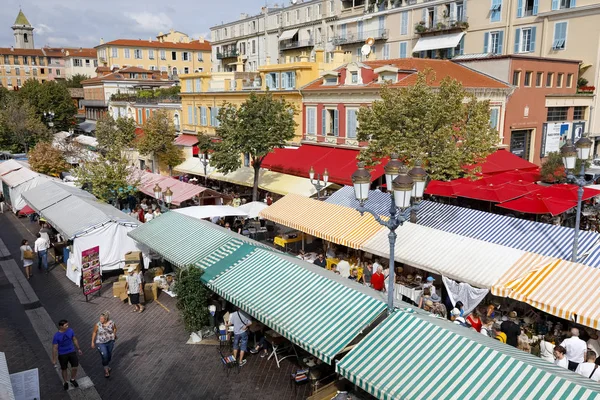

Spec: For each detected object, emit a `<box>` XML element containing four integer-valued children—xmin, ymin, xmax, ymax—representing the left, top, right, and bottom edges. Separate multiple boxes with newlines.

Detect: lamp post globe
<box><xmin>153</xmin><ymin>183</ymin><xmax>162</xmax><ymax>200</ymax></box>
<box><xmin>164</xmin><ymin>187</ymin><xmax>173</xmax><ymax>205</ymax></box>
<box><xmin>309</xmin><ymin>166</ymin><xmax>315</xmax><ymax>182</ymax></box>
<box><xmin>384</xmin><ymin>154</ymin><xmax>403</xmax><ymax>191</ymax></box>
<box><xmin>392</xmin><ymin>167</ymin><xmax>414</xmax><ymax>209</ymax></box>
<box><xmin>352</xmin><ymin>162</ymin><xmax>372</xmax><ymax>204</ymax></box>
<box><xmin>323</xmin><ymin>168</ymin><xmax>329</xmax><ymax>185</ymax></box>
<box><xmin>576</xmin><ymin>136</ymin><xmax>593</xmax><ymax>161</ymax></box>
<box><xmin>409</xmin><ymin>161</ymin><xmax>427</xmax><ymax>199</ymax></box>
<box><xmin>561</xmin><ymin>139</ymin><xmax>577</xmax><ymax>170</ymax></box>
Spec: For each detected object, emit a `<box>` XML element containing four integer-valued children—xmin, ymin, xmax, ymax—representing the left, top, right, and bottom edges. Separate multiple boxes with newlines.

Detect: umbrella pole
<box><xmin>302</xmin><ymin>234</ymin><xmax>305</xmax><ymax>251</ymax></box>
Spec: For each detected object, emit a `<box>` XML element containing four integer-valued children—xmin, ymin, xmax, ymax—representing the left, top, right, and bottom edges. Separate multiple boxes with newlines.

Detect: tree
<box><xmin>73</xmin><ymin>154</ymin><xmax>139</xmax><ymax>203</ymax></box>
<box><xmin>17</xmin><ymin>80</ymin><xmax>77</xmax><ymax>131</ymax></box>
<box><xmin>137</xmin><ymin>109</ymin><xmax>183</xmax><ymax>174</ymax></box>
<box><xmin>357</xmin><ymin>70</ymin><xmax>499</xmax><ymax>181</ymax></box>
<box><xmin>61</xmin><ymin>73</ymin><xmax>90</xmax><ymax>88</ymax></box>
<box><xmin>95</xmin><ymin>115</ymin><xmax>136</xmax><ymax>159</ymax></box>
<box><xmin>212</xmin><ymin>92</ymin><xmax>296</xmax><ymax>200</ymax></box>
<box><xmin>173</xmin><ymin>266</ymin><xmax>210</xmax><ymax>333</ymax></box>
<box><xmin>540</xmin><ymin>151</ymin><xmax>588</xmax><ymax>183</ymax></box>
<box><xmin>0</xmin><ymin>96</ymin><xmax>50</xmax><ymax>153</ymax></box>
<box><xmin>28</xmin><ymin>142</ymin><xmax>69</xmax><ymax>176</ymax></box>
<box><xmin>196</xmin><ymin>132</ymin><xmax>214</xmax><ymax>183</ymax></box>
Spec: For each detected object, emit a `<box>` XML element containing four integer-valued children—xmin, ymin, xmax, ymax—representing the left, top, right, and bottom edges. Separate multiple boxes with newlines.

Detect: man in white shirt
<box><xmin>576</xmin><ymin>351</ymin><xmax>600</xmax><ymax>381</ymax></box>
<box><xmin>34</xmin><ymin>233</ymin><xmax>50</xmax><ymax>273</ymax></box>
<box><xmin>336</xmin><ymin>260</ymin><xmax>351</xmax><ymax>278</ymax></box>
<box><xmin>561</xmin><ymin>328</ymin><xmax>588</xmax><ymax>371</ymax></box>
<box><xmin>588</xmin><ymin>331</ymin><xmax>600</xmax><ymax>358</ymax></box>
<box><xmin>144</xmin><ymin>210</ymin><xmax>154</xmax><ymax>222</ymax></box>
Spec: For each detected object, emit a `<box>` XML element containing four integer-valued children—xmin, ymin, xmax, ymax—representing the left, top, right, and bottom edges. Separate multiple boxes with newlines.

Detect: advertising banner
<box><xmin>541</xmin><ymin>122</ymin><xmax>571</xmax><ymax>158</ymax></box>
<box><xmin>81</xmin><ymin>246</ymin><xmax>101</xmax><ymax>297</ymax></box>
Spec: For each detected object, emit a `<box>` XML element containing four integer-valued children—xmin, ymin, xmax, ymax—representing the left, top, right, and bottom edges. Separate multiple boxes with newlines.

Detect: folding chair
<box><xmin>214</xmin><ymin>326</ymin><xmax>231</xmax><ymax>351</ymax></box>
<box><xmin>217</xmin><ymin>348</ymin><xmax>239</xmax><ymax>376</ymax></box>
<box><xmin>290</xmin><ymin>368</ymin><xmax>309</xmax><ymax>393</ymax></box>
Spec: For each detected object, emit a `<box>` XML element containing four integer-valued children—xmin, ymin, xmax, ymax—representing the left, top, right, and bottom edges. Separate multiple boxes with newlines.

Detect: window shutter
<box><xmin>214</xmin><ymin>107</ymin><xmax>220</xmax><ymax>127</ymax></box>
<box><xmin>291</xmin><ymin>72</ymin><xmax>296</xmax><ymax>88</ymax></box>
<box><xmin>551</xmin><ymin>0</ymin><xmax>559</xmax><ymax>10</ymax></box>
<box><xmin>450</xmin><ymin>3</ymin><xmax>457</xmax><ymax>21</ymax></box>
<box><xmin>498</xmin><ymin>31</ymin><xmax>504</xmax><ymax>54</ymax></box>
<box><xmin>307</xmin><ymin>108</ymin><xmax>314</xmax><ymax>134</ymax></box>
<box><xmin>433</xmin><ymin>7</ymin><xmax>438</xmax><ymax>25</ymax></box>
<box><xmin>321</xmin><ymin>109</ymin><xmax>326</xmax><ymax>135</ymax></box>
<box><xmin>483</xmin><ymin>32</ymin><xmax>489</xmax><ymax>53</ymax></box>
<box><xmin>401</xmin><ymin>12</ymin><xmax>408</xmax><ymax>35</ymax></box>
<box><xmin>193</xmin><ymin>107</ymin><xmax>198</xmax><ymax>125</ymax></box>
<box><xmin>530</xmin><ymin>27</ymin><xmax>537</xmax><ymax>52</ymax></box>
<box><xmin>333</xmin><ymin>110</ymin><xmax>339</xmax><ymax>136</ymax></box>
<box><xmin>282</xmin><ymin>72</ymin><xmax>288</xmax><ymax>89</ymax></box>
<box><xmin>186</xmin><ymin>80</ymin><xmax>192</xmax><ymax>92</ymax></box>
<box><xmin>422</xmin><ymin>9</ymin><xmax>428</xmax><ymax>27</ymax></box>
<box><xmin>533</xmin><ymin>0</ymin><xmax>539</xmax><ymax>15</ymax></box>
<box><xmin>514</xmin><ymin>28</ymin><xmax>521</xmax><ymax>53</ymax></box>
<box><xmin>201</xmin><ymin>107</ymin><xmax>207</xmax><ymax>126</ymax></box>
<box><xmin>383</xmin><ymin>44</ymin><xmax>390</xmax><ymax>60</ymax></box>
<box><xmin>570</xmin><ymin>0</ymin><xmax>576</xmax><ymax>7</ymax></box>
<box><xmin>490</xmin><ymin>108</ymin><xmax>499</xmax><ymax>129</ymax></box>
<box><xmin>399</xmin><ymin>42</ymin><xmax>407</xmax><ymax>58</ymax></box>
<box><xmin>266</xmin><ymin>74</ymin><xmax>273</xmax><ymax>89</ymax></box>
<box><xmin>188</xmin><ymin>106</ymin><xmax>193</xmax><ymax>124</ymax></box>
<box><xmin>516</xmin><ymin>0</ymin><xmax>523</xmax><ymax>18</ymax></box>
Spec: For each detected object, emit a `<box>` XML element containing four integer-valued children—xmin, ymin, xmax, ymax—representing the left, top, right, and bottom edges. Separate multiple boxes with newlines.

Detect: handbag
<box><xmin>23</xmin><ymin>249</ymin><xmax>34</xmax><ymax>260</ymax></box>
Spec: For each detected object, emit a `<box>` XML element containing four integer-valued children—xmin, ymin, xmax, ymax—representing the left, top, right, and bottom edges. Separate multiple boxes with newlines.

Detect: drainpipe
<box><xmin>504</xmin><ymin>0</ymin><xmax>514</xmax><ymax>55</ymax></box>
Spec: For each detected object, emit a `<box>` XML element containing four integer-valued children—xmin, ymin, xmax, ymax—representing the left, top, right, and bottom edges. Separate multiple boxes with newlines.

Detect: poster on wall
<box><xmin>572</xmin><ymin>121</ymin><xmax>586</xmax><ymax>142</ymax></box>
<box><xmin>541</xmin><ymin>122</ymin><xmax>571</xmax><ymax>158</ymax></box>
<box><xmin>81</xmin><ymin>246</ymin><xmax>101</xmax><ymax>298</ymax></box>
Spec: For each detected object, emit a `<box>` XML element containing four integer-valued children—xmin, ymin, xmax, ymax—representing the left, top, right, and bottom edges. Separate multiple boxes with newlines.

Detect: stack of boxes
<box><xmin>112</xmin><ymin>251</ymin><xmax>142</xmax><ymax>302</ymax></box>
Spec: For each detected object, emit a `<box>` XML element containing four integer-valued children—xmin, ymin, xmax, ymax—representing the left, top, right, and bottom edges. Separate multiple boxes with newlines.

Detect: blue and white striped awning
<box><xmin>337</xmin><ymin>309</ymin><xmax>600</xmax><ymax>400</ymax></box>
<box><xmin>205</xmin><ymin>248</ymin><xmax>387</xmax><ymax>364</ymax></box>
<box><xmin>326</xmin><ymin>185</ymin><xmax>392</xmax><ymax>216</ymax></box>
<box><xmin>417</xmin><ymin>201</ymin><xmax>600</xmax><ymax>266</ymax></box>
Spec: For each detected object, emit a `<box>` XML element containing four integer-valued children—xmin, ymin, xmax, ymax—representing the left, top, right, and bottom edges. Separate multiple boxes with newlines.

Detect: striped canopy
<box><xmin>337</xmin><ymin>309</ymin><xmax>600</xmax><ymax>400</ymax></box>
<box><xmin>259</xmin><ymin>194</ymin><xmax>385</xmax><ymax>248</ymax></box>
<box><xmin>206</xmin><ymin>248</ymin><xmax>387</xmax><ymax>364</ymax></box>
<box><xmin>127</xmin><ymin>212</ymin><xmax>270</xmax><ymax>268</ymax></box>
<box><xmin>417</xmin><ymin>201</ymin><xmax>600</xmax><ymax>265</ymax></box>
<box><xmin>492</xmin><ymin>252</ymin><xmax>600</xmax><ymax>330</ymax></box>
<box><xmin>325</xmin><ymin>185</ymin><xmax>393</xmax><ymax>217</ymax></box>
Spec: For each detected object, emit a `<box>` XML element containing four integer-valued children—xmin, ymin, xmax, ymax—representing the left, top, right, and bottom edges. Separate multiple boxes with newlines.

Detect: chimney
<box><xmin>100</xmin><ymin>38</ymin><xmax>104</xmax><ymax>44</ymax></box>
<box><xmin>266</xmin><ymin>56</ymin><xmax>271</xmax><ymax>65</ymax></box>
<box><xmin>198</xmin><ymin>36</ymin><xmax>205</xmax><ymax>43</ymax></box>
<box><xmin>149</xmin><ymin>37</ymin><xmax>152</xmax><ymax>42</ymax></box>
<box><xmin>332</xmin><ymin>48</ymin><xmax>345</xmax><ymax>65</ymax></box>
<box><xmin>315</xmin><ymin>49</ymin><xmax>325</xmax><ymax>64</ymax></box>
<box><xmin>10</xmin><ymin>46</ymin><xmax>14</xmax><ymax>52</ymax></box>
<box><xmin>299</xmin><ymin>52</ymin><xmax>309</xmax><ymax>63</ymax></box>
<box><xmin>170</xmin><ymin>28</ymin><xmax>174</xmax><ymax>34</ymax></box>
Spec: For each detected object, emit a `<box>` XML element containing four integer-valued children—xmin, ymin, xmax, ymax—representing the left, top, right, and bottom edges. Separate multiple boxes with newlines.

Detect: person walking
<box><xmin>560</xmin><ymin>328</ymin><xmax>588</xmax><ymax>371</ymax></box>
<box><xmin>34</xmin><ymin>233</ymin><xmax>50</xmax><ymax>274</ymax></box>
<box><xmin>19</xmin><ymin>239</ymin><xmax>34</xmax><ymax>280</ymax></box>
<box><xmin>91</xmin><ymin>311</ymin><xmax>117</xmax><ymax>378</ymax></box>
<box><xmin>52</xmin><ymin>320</ymin><xmax>83</xmax><ymax>390</ymax></box>
<box><xmin>501</xmin><ymin>311</ymin><xmax>520</xmax><ymax>348</ymax></box>
<box><xmin>125</xmin><ymin>266</ymin><xmax>144</xmax><ymax>313</ymax></box>
<box><xmin>576</xmin><ymin>351</ymin><xmax>600</xmax><ymax>381</ymax></box>
<box><xmin>371</xmin><ymin>266</ymin><xmax>386</xmax><ymax>292</ymax></box>
<box><xmin>0</xmin><ymin>192</ymin><xmax>4</xmax><ymax>213</ymax></box>
<box><xmin>539</xmin><ymin>335</ymin><xmax>556</xmax><ymax>363</ymax></box>
<box><xmin>227</xmin><ymin>309</ymin><xmax>252</xmax><ymax>367</ymax></box>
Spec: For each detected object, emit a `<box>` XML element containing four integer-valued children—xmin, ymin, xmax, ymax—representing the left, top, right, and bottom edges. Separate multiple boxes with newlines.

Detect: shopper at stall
<box><xmin>539</xmin><ymin>335</ymin><xmax>556</xmax><ymax>362</ymax></box>
<box><xmin>313</xmin><ymin>253</ymin><xmax>326</xmax><ymax>268</ymax></box>
<box><xmin>137</xmin><ymin>207</ymin><xmax>145</xmax><ymax>223</ymax></box>
<box><xmin>450</xmin><ymin>308</ymin><xmax>461</xmax><ymax>322</ymax></box>
<box><xmin>560</xmin><ymin>328</ymin><xmax>588</xmax><ymax>371</ymax></box>
<box><xmin>361</xmin><ymin>262</ymin><xmax>373</xmax><ymax>286</ymax></box>
<box><xmin>501</xmin><ymin>311</ymin><xmax>520</xmax><ymax>348</ymax></box>
<box><xmin>52</xmin><ymin>320</ymin><xmax>83</xmax><ymax>390</ymax></box>
<box><xmin>348</xmin><ymin>269</ymin><xmax>359</xmax><ymax>281</ymax></box>
<box><xmin>454</xmin><ymin>301</ymin><xmax>465</xmax><ymax>317</ymax></box>
<box><xmin>144</xmin><ymin>209</ymin><xmax>154</xmax><ymax>223</ymax></box>
<box><xmin>587</xmin><ymin>331</ymin><xmax>600</xmax><ymax>362</ymax></box>
<box><xmin>480</xmin><ymin>316</ymin><xmax>493</xmax><ymax>337</ymax></box>
<box><xmin>371</xmin><ymin>266</ymin><xmax>386</xmax><ymax>292</ymax></box>
<box><xmin>228</xmin><ymin>308</ymin><xmax>252</xmax><ymax>367</ymax></box>
<box><xmin>91</xmin><ymin>311</ymin><xmax>117</xmax><ymax>378</ymax></box>
<box><xmin>125</xmin><ymin>266</ymin><xmax>144</xmax><ymax>313</ymax></box>
<box><xmin>20</xmin><ymin>239</ymin><xmax>34</xmax><ymax>280</ymax></box>
<box><xmin>554</xmin><ymin>345</ymin><xmax>569</xmax><ymax>369</ymax></box>
<box><xmin>34</xmin><ymin>233</ymin><xmax>50</xmax><ymax>273</ymax></box>
<box><xmin>466</xmin><ymin>309</ymin><xmax>483</xmax><ymax>333</ymax></box>
<box><xmin>337</xmin><ymin>259</ymin><xmax>351</xmax><ymax>278</ymax></box>
<box><xmin>430</xmin><ymin>294</ymin><xmax>447</xmax><ymax>319</ymax></box>
<box><xmin>423</xmin><ymin>276</ymin><xmax>436</xmax><ymax>295</ymax></box>
<box><xmin>418</xmin><ymin>288</ymin><xmax>432</xmax><ymax>310</ymax></box>
<box><xmin>576</xmin><ymin>351</ymin><xmax>600</xmax><ymax>381</ymax></box>
<box><xmin>326</xmin><ymin>244</ymin><xmax>336</xmax><ymax>259</ymax></box>
<box><xmin>493</xmin><ymin>323</ymin><xmax>507</xmax><ymax>343</ymax></box>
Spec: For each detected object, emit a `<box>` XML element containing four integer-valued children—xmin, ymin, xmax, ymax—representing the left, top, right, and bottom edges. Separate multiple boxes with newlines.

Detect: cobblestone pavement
<box><xmin>0</xmin><ymin>212</ymin><xmax>310</xmax><ymax>400</ymax></box>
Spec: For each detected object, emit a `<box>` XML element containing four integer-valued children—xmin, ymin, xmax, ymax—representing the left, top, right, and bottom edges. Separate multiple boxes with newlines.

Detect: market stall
<box><xmin>137</xmin><ymin>170</ymin><xmax>227</xmax><ymax>206</ymax></box>
<box><xmin>21</xmin><ymin>181</ymin><xmax>148</xmax><ymax>285</ymax></box>
<box><xmin>0</xmin><ymin>166</ymin><xmax>49</xmax><ymax>212</ymax></box>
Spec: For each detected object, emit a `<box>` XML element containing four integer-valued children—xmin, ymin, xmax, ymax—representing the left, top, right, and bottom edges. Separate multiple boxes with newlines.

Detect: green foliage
<box><xmin>73</xmin><ymin>154</ymin><xmax>139</xmax><ymax>202</ymax></box>
<box><xmin>17</xmin><ymin>80</ymin><xmax>77</xmax><ymax>131</ymax></box>
<box><xmin>61</xmin><ymin>74</ymin><xmax>90</xmax><ymax>88</ymax></box>
<box><xmin>155</xmin><ymin>86</ymin><xmax>180</xmax><ymax>97</ymax></box>
<box><xmin>137</xmin><ymin>109</ymin><xmax>183</xmax><ymax>173</ymax></box>
<box><xmin>196</xmin><ymin>132</ymin><xmax>213</xmax><ymax>155</ymax></box>
<box><xmin>540</xmin><ymin>151</ymin><xmax>588</xmax><ymax>183</ymax></box>
<box><xmin>212</xmin><ymin>92</ymin><xmax>297</xmax><ymax>200</ymax></box>
<box><xmin>28</xmin><ymin>142</ymin><xmax>69</xmax><ymax>177</ymax></box>
<box><xmin>0</xmin><ymin>96</ymin><xmax>50</xmax><ymax>153</ymax></box>
<box><xmin>173</xmin><ymin>266</ymin><xmax>211</xmax><ymax>333</ymax></box>
<box><xmin>357</xmin><ymin>70</ymin><xmax>498</xmax><ymax>181</ymax></box>
<box><xmin>137</xmin><ymin>90</ymin><xmax>154</xmax><ymax>98</ymax></box>
<box><xmin>95</xmin><ymin>115</ymin><xmax>136</xmax><ymax>160</ymax></box>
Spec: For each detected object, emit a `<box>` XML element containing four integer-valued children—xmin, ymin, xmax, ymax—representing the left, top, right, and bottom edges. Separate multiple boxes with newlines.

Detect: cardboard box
<box><xmin>112</xmin><ymin>281</ymin><xmax>127</xmax><ymax>299</ymax></box>
<box><xmin>143</xmin><ymin>283</ymin><xmax>156</xmax><ymax>302</ymax></box>
<box><xmin>124</xmin><ymin>251</ymin><xmax>142</xmax><ymax>265</ymax></box>
<box><xmin>118</xmin><ymin>274</ymin><xmax>127</xmax><ymax>282</ymax></box>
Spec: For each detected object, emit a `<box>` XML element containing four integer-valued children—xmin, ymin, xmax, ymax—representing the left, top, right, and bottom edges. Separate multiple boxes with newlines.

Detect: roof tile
<box><xmin>98</xmin><ymin>39</ymin><xmax>211</xmax><ymax>51</ymax></box>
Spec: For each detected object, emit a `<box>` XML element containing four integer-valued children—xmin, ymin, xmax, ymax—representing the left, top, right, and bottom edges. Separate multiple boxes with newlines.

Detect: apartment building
<box><xmin>95</xmin><ymin>30</ymin><xmax>211</xmax><ymax>78</ymax></box>
<box><xmin>64</xmin><ymin>48</ymin><xmax>98</xmax><ymax>78</ymax></box>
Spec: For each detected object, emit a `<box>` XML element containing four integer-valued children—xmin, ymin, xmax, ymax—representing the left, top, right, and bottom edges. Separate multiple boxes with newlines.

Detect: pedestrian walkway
<box><xmin>0</xmin><ymin>212</ymin><xmax>309</xmax><ymax>400</ymax></box>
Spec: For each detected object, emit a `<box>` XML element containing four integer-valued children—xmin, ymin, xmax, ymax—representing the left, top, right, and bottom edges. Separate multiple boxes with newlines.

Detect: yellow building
<box><xmin>179</xmin><ymin>49</ymin><xmax>350</xmax><ymax>143</ymax></box>
<box><xmin>95</xmin><ymin>30</ymin><xmax>212</xmax><ymax>78</ymax></box>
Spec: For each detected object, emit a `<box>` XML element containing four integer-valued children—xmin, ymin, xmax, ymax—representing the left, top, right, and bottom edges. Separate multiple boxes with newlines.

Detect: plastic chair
<box><xmin>217</xmin><ymin>348</ymin><xmax>239</xmax><ymax>376</ymax></box>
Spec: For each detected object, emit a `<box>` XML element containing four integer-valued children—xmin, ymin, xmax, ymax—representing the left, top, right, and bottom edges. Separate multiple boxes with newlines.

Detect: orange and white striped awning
<box><xmin>492</xmin><ymin>252</ymin><xmax>600</xmax><ymax>329</ymax></box>
<box><xmin>259</xmin><ymin>194</ymin><xmax>385</xmax><ymax>249</ymax></box>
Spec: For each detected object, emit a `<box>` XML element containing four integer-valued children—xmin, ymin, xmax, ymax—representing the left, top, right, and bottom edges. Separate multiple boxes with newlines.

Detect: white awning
<box><xmin>412</xmin><ymin>32</ymin><xmax>465</xmax><ymax>53</ymax></box>
<box><xmin>279</xmin><ymin>29</ymin><xmax>298</xmax><ymax>41</ymax></box>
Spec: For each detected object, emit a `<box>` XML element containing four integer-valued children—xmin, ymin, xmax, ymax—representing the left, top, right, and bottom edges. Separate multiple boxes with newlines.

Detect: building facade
<box><xmin>95</xmin><ymin>31</ymin><xmax>211</xmax><ymax>79</ymax></box>
<box><xmin>64</xmin><ymin>48</ymin><xmax>98</xmax><ymax>78</ymax></box>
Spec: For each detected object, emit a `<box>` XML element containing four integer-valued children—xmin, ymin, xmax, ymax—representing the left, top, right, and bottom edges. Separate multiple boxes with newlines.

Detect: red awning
<box><xmin>174</xmin><ymin>134</ymin><xmax>199</xmax><ymax>147</ymax></box>
<box><xmin>483</xmin><ymin>169</ymin><xmax>540</xmax><ymax>184</ymax></box>
<box><xmin>529</xmin><ymin>184</ymin><xmax>600</xmax><ymax>202</ymax></box>
<box><xmin>262</xmin><ymin>145</ymin><xmax>384</xmax><ymax>186</ymax></box>
<box><xmin>19</xmin><ymin>205</ymin><xmax>36</xmax><ymax>215</ymax></box>
<box><xmin>466</xmin><ymin>150</ymin><xmax>539</xmax><ymax>175</ymax></box>
<box><xmin>497</xmin><ymin>194</ymin><xmax>576</xmax><ymax>216</ymax></box>
<box><xmin>454</xmin><ymin>182</ymin><xmax>536</xmax><ymax>203</ymax></box>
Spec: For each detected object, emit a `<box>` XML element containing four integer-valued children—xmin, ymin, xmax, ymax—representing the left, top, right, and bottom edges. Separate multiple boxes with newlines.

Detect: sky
<box><xmin>1</xmin><ymin>0</ymin><xmax>270</xmax><ymax>48</ymax></box>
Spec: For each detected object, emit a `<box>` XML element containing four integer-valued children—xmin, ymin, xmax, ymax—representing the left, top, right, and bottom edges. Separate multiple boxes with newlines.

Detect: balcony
<box><xmin>216</xmin><ymin>49</ymin><xmax>239</xmax><ymax>59</ymax></box>
<box><xmin>415</xmin><ymin>18</ymin><xmax>469</xmax><ymax>36</ymax></box>
<box><xmin>279</xmin><ymin>39</ymin><xmax>315</xmax><ymax>51</ymax></box>
<box><xmin>333</xmin><ymin>29</ymin><xmax>389</xmax><ymax>46</ymax></box>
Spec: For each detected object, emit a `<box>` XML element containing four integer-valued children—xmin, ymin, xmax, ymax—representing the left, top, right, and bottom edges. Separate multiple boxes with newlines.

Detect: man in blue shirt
<box><xmin>52</xmin><ymin>320</ymin><xmax>83</xmax><ymax>390</ymax></box>
<box><xmin>227</xmin><ymin>309</ymin><xmax>252</xmax><ymax>367</ymax></box>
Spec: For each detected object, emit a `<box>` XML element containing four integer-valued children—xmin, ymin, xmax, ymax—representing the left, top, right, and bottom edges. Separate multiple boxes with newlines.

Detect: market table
<box><xmin>394</xmin><ymin>283</ymin><xmax>422</xmax><ymax>304</ymax></box>
<box><xmin>274</xmin><ymin>233</ymin><xmax>305</xmax><ymax>252</ymax></box>
<box><xmin>326</xmin><ymin>258</ymin><xmax>340</xmax><ymax>270</ymax></box>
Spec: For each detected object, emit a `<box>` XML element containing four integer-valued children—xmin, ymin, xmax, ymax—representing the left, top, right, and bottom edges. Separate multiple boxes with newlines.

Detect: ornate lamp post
<box><xmin>153</xmin><ymin>184</ymin><xmax>173</xmax><ymax>212</ymax></box>
<box><xmin>352</xmin><ymin>157</ymin><xmax>427</xmax><ymax>312</ymax></box>
<box><xmin>44</xmin><ymin>111</ymin><xmax>55</xmax><ymax>133</ymax></box>
<box><xmin>561</xmin><ymin>137</ymin><xmax>593</xmax><ymax>262</ymax></box>
<box><xmin>309</xmin><ymin>166</ymin><xmax>329</xmax><ymax>200</ymax></box>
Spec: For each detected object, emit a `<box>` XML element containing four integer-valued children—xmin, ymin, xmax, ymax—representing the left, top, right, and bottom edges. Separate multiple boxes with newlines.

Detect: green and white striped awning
<box><xmin>337</xmin><ymin>310</ymin><xmax>600</xmax><ymax>400</ymax></box>
<box><xmin>127</xmin><ymin>212</ymin><xmax>271</xmax><ymax>268</ymax></box>
<box><xmin>206</xmin><ymin>248</ymin><xmax>387</xmax><ymax>364</ymax></box>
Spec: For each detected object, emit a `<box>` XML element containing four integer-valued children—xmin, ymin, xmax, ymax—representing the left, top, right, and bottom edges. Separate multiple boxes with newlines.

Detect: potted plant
<box><xmin>415</xmin><ymin>22</ymin><xmax>428</xmax><ymax>33</ymax></box>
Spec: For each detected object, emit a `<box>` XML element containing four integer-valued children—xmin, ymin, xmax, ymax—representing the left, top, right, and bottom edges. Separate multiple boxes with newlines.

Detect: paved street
<box><xmin>0</xmin><ymin>212</ymin><xmax>310</xmax><ymax>400</ymax></box>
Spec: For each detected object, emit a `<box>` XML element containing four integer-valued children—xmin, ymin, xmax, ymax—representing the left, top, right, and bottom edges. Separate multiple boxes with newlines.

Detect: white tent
<box><xmin>174</xmin><ymin>205</ymin><xmax>248</xmax><ymax>219</ymax></box>
<box><xmin>21</xmin><ymin>181</ymin><xmax>148</xmax><ymax>285</ymax></box>
<box><xmin>238</xmin><ymin>201</ymin><xmax>268</xmax><ymax>218</ymax></box>
<box><xmin>0</xmin><ymin>164</ymin><xmax>53</xmax><ymax>212</ymax></box>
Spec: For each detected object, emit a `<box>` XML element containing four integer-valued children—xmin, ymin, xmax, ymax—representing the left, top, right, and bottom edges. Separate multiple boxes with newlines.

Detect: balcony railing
<box><xmin>415</xmin><ymin>17</ymin><xmax>469</xmax><ymax>35</ymax></box>
<box><xmin>216</xmin><ymin>49</ymin><xmax>240</xmax><ymax>59</ymax></box>
<box><xmin>109</xmin><ymin>94</ymin><xmax>181</xmax><ymax>103</ymax></box>
<box><xmin>332</xmin><ymin>29</ymin><xmax>389</xmax><ymax>46</ymax></box>
<box><xmin>279</xmin><ymin>39</ymin><xmax>315</xmax><ymax>51</ymax></box>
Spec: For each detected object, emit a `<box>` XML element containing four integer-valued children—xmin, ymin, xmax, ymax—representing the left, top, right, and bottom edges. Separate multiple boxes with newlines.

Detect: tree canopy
<box><xmin>28</xmin><ymin>141</ymin><xmax>69</xmax><ymax>177</ymax></box>
<box><xmin>211</xmin><ymin>92</ymin><xmax>296</xmax><ymax>200</ymax></box>
<box><xmin>137</xmin><ymin>109</ymin><xmax>183</xmax><ymax>173</ymax></box>
<box><xmin>73</xmin><ymin>154</ymin><xmax>139</xmax><ymax>203</ymax></box>
<box><xmin>0</xmin><ymin>96</ymin><xmax>50</xmax><ymax>153</ymax></box>
<box><xmin>357</xmin><ymin>70</ymin><xmax>499</xmax><ymax>181</ymax></box>
<box><xmin>17</xmin><ymin>80</ymin><xmax>77</xmax><ymax>131</ymax></box>
<box><xmin>61</xmin><ymin>73</ymin><xmax>90</xmax><ymax>88</ymax></box>
<box><xmin>95</xmin><ymin>114</ymin><xmax>136</xmax><ymax>160</ymax></box>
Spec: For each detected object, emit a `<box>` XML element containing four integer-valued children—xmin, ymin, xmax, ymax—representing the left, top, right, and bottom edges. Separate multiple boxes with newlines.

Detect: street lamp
<box><xmin>199</xmin><ymin>152</ymin><xmax>210</xmax><ymax>185</ymax></box>
<box><xmin>152</xmin><ymin>184</ymin><xmax>173</xmax><ymax>212</ymax></box>
<box><xmin>309</xmin><ymin>166</ymin><xmax>329</xmax><ymax>200</ymax></box>
<box><xmin>164</xmin><ymin>187</ymin><xmax>173</xmax><ymax>206</ymax></box>
<box><xmin>44</xmin><ymin>111</ymin><xmax>55</xmax><ymax>132</ymax></box>
<box><xmin>561</xmin><ymin>137</ymin><xmax>593</xmax><ymax>262</ymax></box>
<box><xmin>352</xmin><ymin>159</ymin><xmax>427</xmax><ymax>312</ymax></box>
<box><xmin>153</xmin><ymin>183</ymin><xmax>162</xmax><ymax>200</ymax></box>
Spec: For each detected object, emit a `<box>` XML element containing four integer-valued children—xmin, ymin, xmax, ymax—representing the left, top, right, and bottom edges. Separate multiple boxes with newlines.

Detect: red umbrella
<box><xmin>497</xmin><ymin>194</ymin><xmax>576</xmax><ymax>216</ymax></box>
<box><xmin>454</xmin><ymin>182</ymin><xmax>534</xmax><ymax>203</ymax></box>
<box><xmin>530</xmin><ymin>184</ymin><xmax>600</xmax><ymax>202</ymax></box>
<box><xmin>18</xmin><ymin>205</ymin><xmax>36</xmax><ymax>215</ymax></box>
<box><xmin>484</xmin><ymin>169</ymin><xmax>541</xmax><ymax>184</ymax></box>
<box><xmin>424</xmin><ymin>177</ymin><xmax>481</xmax><ymax>198</ymax></box>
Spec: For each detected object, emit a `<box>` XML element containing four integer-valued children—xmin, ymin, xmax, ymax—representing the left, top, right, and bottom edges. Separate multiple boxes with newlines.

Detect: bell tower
<box><xmin>12</xmin><ymin>9</ymin><xmax>34</xmax><ymax>49</ymax></box>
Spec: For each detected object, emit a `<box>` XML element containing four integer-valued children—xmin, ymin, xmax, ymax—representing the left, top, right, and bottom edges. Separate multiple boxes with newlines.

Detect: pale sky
<box><xmin>0</xmin><ymin>0</ymin><xmax>270</xmax><ymax>48</ymax></box>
